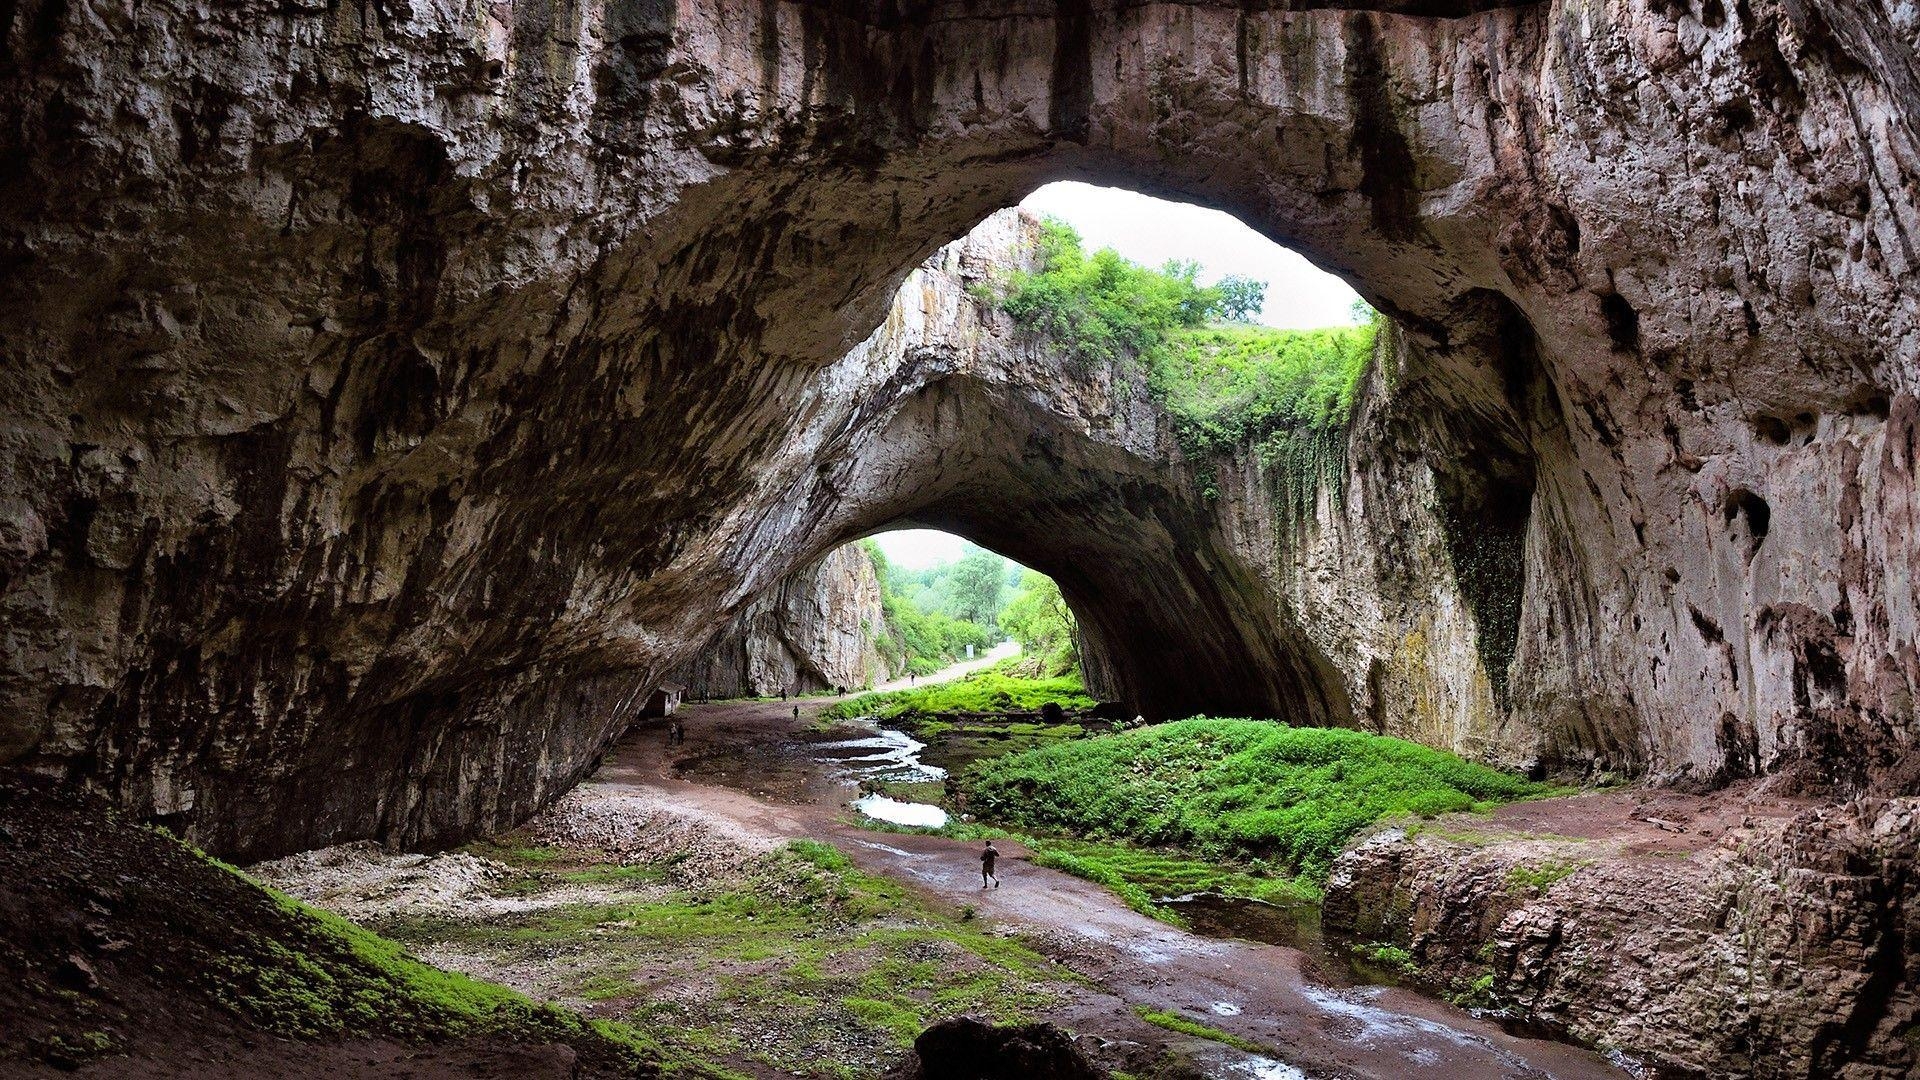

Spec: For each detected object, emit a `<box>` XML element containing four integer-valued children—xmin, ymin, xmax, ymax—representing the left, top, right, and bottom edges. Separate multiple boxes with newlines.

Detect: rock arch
<box><xmin>1</xmin><ymin>0</ymin><xmax>1914</xmax><ymax>855</ymax></box>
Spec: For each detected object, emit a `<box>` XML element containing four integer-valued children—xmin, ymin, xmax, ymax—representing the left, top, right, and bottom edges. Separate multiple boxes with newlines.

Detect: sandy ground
<box><xmin>596</xmin><ymin>698</ymin><xmax>1631</xmax><ymax>1080</ymax></box>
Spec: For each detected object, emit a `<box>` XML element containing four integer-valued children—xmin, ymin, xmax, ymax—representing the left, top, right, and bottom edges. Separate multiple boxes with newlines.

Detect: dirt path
<box><xmin>869</xmin><ymin>640</ymin><xmax>1021</xmax><ymax>693</ymax></box>
<box><xmin>602</xmin><ymin>699</ymin><xmax>1628</xmax><ymax>1080</ymax></box>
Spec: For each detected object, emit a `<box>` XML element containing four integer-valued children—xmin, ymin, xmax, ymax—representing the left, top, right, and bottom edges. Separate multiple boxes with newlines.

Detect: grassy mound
<box><xmin>963</xmin><ymin>718</ymin><xmax>1548</xmax><ymax>879</ymax></box>
<box><xmin>0</xmin><ymin>775</ymin><xmax>677</xmax><ymax>1077</ymax></box>
<box><xmin>380</xmin><ymin>837</ymin><xmax>1075</xmax><ymax>1073</ymax></box>
<box><xmin>823</xmin><ymin>670</ymin><xmax>1096</xmax><ymax>723</ymax></box>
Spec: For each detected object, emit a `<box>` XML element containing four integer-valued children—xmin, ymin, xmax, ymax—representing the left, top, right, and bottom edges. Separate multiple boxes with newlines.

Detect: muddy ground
<box><xmin>261</xmin><ymin>695</ymin><xmax>1647</xmax><ymax>1080</ymax></box>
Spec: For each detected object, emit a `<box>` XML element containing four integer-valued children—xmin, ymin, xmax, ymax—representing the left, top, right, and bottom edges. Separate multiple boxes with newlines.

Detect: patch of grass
<box><xmin>824</xmin><ymin>671</ymin><xmax>1096</xmax><ymax>723</ymax></box>
<box><xmin>172</xmin><ymin>845</ymin><xmax>688</xmax><ymax>1075</ymax></box>
<box><xmin>461</xmin><ymin>838</ymin><xmax>573</xmax><ymax>867</ymax></box>
<box><xmin>1132</xmin><ymin>1006</ymin><xmax>1270</xmax><ymax>1055</ymax></box>
<box><xmin>1029</xmin><ymin>848</ymin><xmax>1183</xmax><ymax>926</ymax></box>
<box><xmin>1352</xmin><ymin>942</ymin><xmax>1417</xmax><ymax>974</ymax></box>
<box><xmin>1447</xmin><ymin>971</ymin><xmax>1500</xmax><ymax>1010</ymax></box>
<box><xmin>378</xmin><ymin>840</ymin><xmax>1073</xmax><ymax>1075</ymax></box>
<box><xmin>841</xmin><ymin>997</ymin><xmax>925</xmax><ymax>1047</ymax></box>
<box><xmin>1505</xmin><ymin>859</ymin><xmax>1585</xmax><ymax>894</ymax></box>
<box><xmin>963</xmin><ymin>717</ymin><xmax>1550</xmax><ymax>880</ymax></box>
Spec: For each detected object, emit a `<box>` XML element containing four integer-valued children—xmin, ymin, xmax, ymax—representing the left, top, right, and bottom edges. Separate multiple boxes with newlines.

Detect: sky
<box><xmin>876</xmin><ymin>185</ymin><xmax>1363</xmax><ymax>570</ymax></box>
<box><xmin>869</xmin><ymin>529</ymin><xmax>971</xmax><ymax>570</ymax></box>
<box><xmin>1017</xmin><ymin>181</ymin><xmax>1363</xmax><ymax>330</ymax></box>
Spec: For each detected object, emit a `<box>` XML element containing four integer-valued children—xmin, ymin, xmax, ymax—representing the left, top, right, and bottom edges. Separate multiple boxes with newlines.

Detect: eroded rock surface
<box><xmin>1323</xmin><ymin>796</ymin><xmax>1920</xmax><ymax>1078</ymax></box>
<box><xmin>671</xmin><ymin>542</ymin><xmax>894</xmax><ymax>699</ymax></box>
<box><xmin>1</xmin><ymin>0</ymin><xmax>1916</xmax><ymax>861</ymax></box>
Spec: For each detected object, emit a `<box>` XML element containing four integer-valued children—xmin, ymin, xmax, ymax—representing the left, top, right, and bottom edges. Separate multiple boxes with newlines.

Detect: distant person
<box><xmin>780</xmin><ymin>689</ymin><xmax>788</xmax><ymax>701</ymax></box>
<box><xmin>792</xmin><ymin>704</ymin><xmax>800</xmax><ymax>721</ymax></box>
<box><xmin>667</xmin><ymin>719</ymin><xmax>684</xmax><ymax>746</ymax></box>
<box><xmin>980</xmin><ymin>840</ymin><xmax>999</xmax><ymax>890</ymax></box>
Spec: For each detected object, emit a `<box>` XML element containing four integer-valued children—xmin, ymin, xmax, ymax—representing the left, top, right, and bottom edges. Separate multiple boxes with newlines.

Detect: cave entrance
<box><xmin>859</xmin><ymin>529</ymin><xmax>1078</xmax><ymax>683</ymax></box>
<box><xmin>744</xmin><ymin>182</ymin><xmax>1388</xmax><ymax>727</ymax></box>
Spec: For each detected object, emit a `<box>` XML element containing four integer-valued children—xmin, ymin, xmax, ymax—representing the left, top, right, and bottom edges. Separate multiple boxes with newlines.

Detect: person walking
<box><xmin>980</xmin><ymin>840</ymin><xmax>999</xmax><ymax>890</ymax></box>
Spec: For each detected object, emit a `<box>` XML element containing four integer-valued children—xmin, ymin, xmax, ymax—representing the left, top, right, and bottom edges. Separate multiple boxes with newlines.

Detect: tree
<box><xmin>1216</xmin><ymin>275</ymin><xmax>1267</xmax><ymax>322</ymax></box>
<box><xmin>948</xmin><ymin>548</ymin><xmax>1007</xmax><ymax>626</ymax></box>
<box><xmin>1000</xmin><ymin>570</ymin><xmax>1079</xmax><ymax>677</ymax></box>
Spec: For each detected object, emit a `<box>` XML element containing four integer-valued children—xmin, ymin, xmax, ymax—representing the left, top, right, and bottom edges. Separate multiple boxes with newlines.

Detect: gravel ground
<box><xmin>253</xmin><ymin>782</ymin><xmax>780</xmax><ymax>920</ymax></box>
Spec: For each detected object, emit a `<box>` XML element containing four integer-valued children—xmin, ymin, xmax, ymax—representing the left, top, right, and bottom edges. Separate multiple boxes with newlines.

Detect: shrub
<box><xmin>993</xmin><ymin>217</ymin><xmax>1378</xmax><ymax>470</ymax></box>
<box><xmin>824</xmin><ymin>670</ymin><xmax>1096</xmax><ymax>723</ymax></box>
<box><xmin>962</xmin><ymin>718</ymin><xmax>1546</xmax><ymax>880</ymax></box>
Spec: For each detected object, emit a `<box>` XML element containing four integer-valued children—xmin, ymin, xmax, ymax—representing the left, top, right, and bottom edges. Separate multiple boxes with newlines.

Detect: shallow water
<box><xmin>813</xmin><ymin>728</ymin><xmax>947</xmax><ymax>784</ymax></box>
<box><xmin>852</xmin><ymin>793</ymin><xmax>950</xmax><ymax>828</ymax></box>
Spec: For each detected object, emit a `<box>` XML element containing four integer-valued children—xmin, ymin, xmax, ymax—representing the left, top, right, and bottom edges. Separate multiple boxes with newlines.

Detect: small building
<box><xmin>640</xmin><ymin>682</ymin><xmax>686</xmax><ymax>718</ymax></box>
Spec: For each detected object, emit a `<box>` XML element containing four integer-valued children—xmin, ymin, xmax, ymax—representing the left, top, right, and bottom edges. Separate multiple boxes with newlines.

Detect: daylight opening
<box><xmin>862</xmin><ymin>529</ymin><xmax>1079</xmax><ymax>683</ymax></box>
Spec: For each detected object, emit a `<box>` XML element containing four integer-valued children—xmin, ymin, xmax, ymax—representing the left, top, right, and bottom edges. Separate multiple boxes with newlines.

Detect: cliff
<box><xmin>672</xmin><ymin>544</ymin><xmax>894</xmax><ymax>699</ymax></box>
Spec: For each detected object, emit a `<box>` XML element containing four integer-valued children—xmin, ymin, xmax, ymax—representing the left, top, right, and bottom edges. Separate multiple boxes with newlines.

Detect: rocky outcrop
<box><xmin>1322</xmin><ymin>798</ymin><xmax>1920</xmax><ymax>1078</ymax></box>
<box><xmin>1</xmin><ymin>0</ymin><xmax>1916</xmax><ymax>859</ymax></box>
<box><xmin>671</xmin><ymin>543</ymin><xmax>893</xmax><ymax>699</ymax></box>
<box><xmin>883</xmin><ymin>1017</ymin><xmax>1103</xmax><ymax>1080</ymax></box>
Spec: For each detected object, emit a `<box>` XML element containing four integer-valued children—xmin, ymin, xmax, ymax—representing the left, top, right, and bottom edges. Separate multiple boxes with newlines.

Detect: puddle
<box><xmin>814</xmin><ymin>729</ymin><xmax>946</xmax><ymax>783</ymax></box>
<box><xmin>1161</xmin><ymin>892</ymin><xmax>1317</xmax><ymax>952</ymax></box>
<box><xmin>852</xmin><ymin>793</ymin><xmax>949</xmax><ymax>828</ymax></box>
<box><xmin>1230</xmin><ymin>1056</ymin><xmax>1310</xmax><ymax>1080</ymax></box>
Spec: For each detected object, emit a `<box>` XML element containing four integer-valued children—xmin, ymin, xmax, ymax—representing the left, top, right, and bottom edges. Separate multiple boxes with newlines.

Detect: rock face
<box><xmin>883</xmin><ymin>1017</ymin><xmax>1103</xmax><ymax>1080</ymax></box>
<box><xmin>1323</xmin><ymin>799</ymin><xmax>1920</xmax><ymax>1078</ymax></box>
<box><xmin>671</xmin><ymin>543</ymin><xmax>894</xmax><ymax>699</ymax></box>
<box><xmin>0</xmin><ymin>0</ymin><xmax>1916</xmax><ymax>861</ymax></box>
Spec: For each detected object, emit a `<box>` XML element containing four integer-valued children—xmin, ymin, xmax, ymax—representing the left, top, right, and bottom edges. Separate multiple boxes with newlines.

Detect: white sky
<box><xmin>1017</xmin><ymin>181</ymin><xmax>1363</xmax><ymax>329</ymax></box>
<box><xmin>869</xmin><ymin>529</ymin><xmax>970</xmax><ymax>570</ymax></box>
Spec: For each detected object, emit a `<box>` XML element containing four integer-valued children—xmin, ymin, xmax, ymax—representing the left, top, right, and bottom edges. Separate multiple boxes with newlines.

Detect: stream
<box><xmin>645</xmin><ymin>696</ymin><xmax>1627</xmax><ymax>1079</ymax></box>
<box><xmin>678</xmin><ymin>712</ymin><xmax>1414</xmax><ymax>991</ymax></box>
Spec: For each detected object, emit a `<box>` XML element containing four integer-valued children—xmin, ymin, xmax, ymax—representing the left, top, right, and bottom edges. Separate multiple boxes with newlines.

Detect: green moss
<box><xmin>376</xmin><ymin>840</ymin><xmax>1074</xmax><ymax>1075</ymax></box>
<box><xmin>1352</xmin><ymin>942</ymin><xmax>1416</xmax><ymax>973</ymax></box>
<box><xmin>1132</xmin><ymin>1006</ymin><xmax>1270</xmax><ymax>1055</ymax></box>
<box><xmin>1447</xmin><ymin>972</ymin><xmax>1500</xmax><ymax>1010</ymax></box>
<box><xmin>964</xmin><ymin>717</ymin><xmax>1549</xmax><ymax>880</ymax></box>
<box><xmin>167</xmin><ymin>841</ymin><xmax>681</xmax><ymax>1075</ymax></box>
<box><xmin>1504</xmin><ymin>859</ymin><xmax>1585</xmax><ymax>894</ymax></box>
<box><xmin>33</xmin><ymin>1031</ymin><xmax>120</xmax><ymax>1067</ymax></box>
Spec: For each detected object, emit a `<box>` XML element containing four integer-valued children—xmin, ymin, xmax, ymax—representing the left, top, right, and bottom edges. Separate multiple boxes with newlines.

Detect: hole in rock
<box><xmin>1753</xmin><ymin>415</ymin><xmax>1792</xmax><ymax>445</ymax></box>
<box><xmin>1724</xmin><ymin>488</ymin><xmax>1771</xmax><ymax>557</ymax></box>
<box><xmin>795</xmin><ymin>181</ymin><xmax>1376</xmax><ymax>726</ymax></box>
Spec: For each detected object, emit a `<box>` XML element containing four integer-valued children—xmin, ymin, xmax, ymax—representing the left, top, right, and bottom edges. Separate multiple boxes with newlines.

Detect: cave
<box><xmin>2</xmin><ymin>0</ymin><xmax>1917</xmax><ymax>1075</ymax></box>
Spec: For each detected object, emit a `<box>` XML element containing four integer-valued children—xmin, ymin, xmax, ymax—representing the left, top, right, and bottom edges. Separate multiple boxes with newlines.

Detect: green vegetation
<box><xmin>963</xmin><ymin>717</ymin><xmax>1549</xmax><ymax>880</ymax></box>
<box><xmin>824</xmin><ymin>668</ymin><xmax>1096</xmax><ymax>723</ymax></box>
<box><xmin>992</xmin><ymin>218</ymin><xmax>1380</xmax><ymax>501</ymax></box>
<box><xmin>1352</xmin><ymin>941</ymin><xmax>1417</xmax><ymax>974</ymax></box>
<box><xmin>998</xmin><ymin>570</ymin><xmax>1079</xmax><ymax>677</ymax></box>
<box><xmin>863</xmin><ymin>540</ymin><xmax>998</xmax><ymax>676</ymax></box>
<box><xmin>1131</xmin><ymin>1006</ymin><xmax>1270</xmax><ymax>1055</ymax></box>
<box><xmin>382</xmin><ymin>839</ymin><xmax>1075</xmax><ymax>1072</ymax></box>
<box><xmin>1023</xmin><ymin>835</ymin><xmax>1318</xmax><ymax>925</ymax></box>
<box><xmin>1504</xmin><ymin>859</ymin><xmax>1585</xmax><ymax>894</ymax></box>
<box><xmin>1448</xmin><ymin>971</ymin><xmax>1501</xmax><ymax>1010</ymax></box>
<box><xmin>165</xmin><ymin>844</ymin><xmax>681</xmax><ymax>1075</ymax></box>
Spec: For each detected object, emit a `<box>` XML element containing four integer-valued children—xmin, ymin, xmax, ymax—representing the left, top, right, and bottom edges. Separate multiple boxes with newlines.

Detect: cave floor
<box><xmin>575</xmin><ymin>698</ymin><xmax>1634</xmax><ymax>1079</ymax></box>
